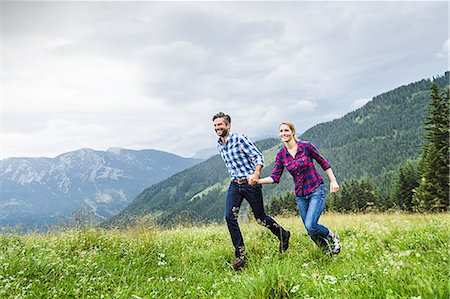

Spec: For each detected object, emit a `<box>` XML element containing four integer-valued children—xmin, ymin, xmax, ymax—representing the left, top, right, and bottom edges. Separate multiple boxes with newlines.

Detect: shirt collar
<box><xmin>282</xmin><ymin>139</ymin><xmax>301</xmax><ymax>154</ymax></box>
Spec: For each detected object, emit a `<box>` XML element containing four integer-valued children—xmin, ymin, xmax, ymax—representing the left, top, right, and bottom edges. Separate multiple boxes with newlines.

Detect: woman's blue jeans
<box><xmin>225</xmin><ymin>182</ymin><xmax>288</xmax><ymax>259</ymax></box>
<box><xmin>295</xmin><ymin>184</ymin><xmax>330</xmax><ymax>248</ymax></box>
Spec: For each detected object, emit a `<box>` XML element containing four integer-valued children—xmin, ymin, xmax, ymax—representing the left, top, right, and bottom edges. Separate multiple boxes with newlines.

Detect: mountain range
<box><xmin>0</xmin><ymin>148</ymin><xmax>201</xmax><ymax>228</ymax></box>
<box><xmin>106</xmin><ymin>72</ymin><xmax>449</xmax><ymax>228</ymax></box>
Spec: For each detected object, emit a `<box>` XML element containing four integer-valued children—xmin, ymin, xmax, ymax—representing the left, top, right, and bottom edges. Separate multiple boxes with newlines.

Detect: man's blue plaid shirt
<box><xmin>217</xmin><ymin>132</ymin><xmax>264</xmax><ymax>179</ymax></box>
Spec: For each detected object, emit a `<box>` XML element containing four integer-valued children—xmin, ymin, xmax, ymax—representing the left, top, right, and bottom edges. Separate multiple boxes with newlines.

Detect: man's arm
<box><xmin>240</xmin><ymin>135</ymin><xmax>265</xmax><ymax>166</ymax></box>
<box><xmin>248</xmin><ymin>164</ymin><xmax>263</xmax><ymax>185</ymax></box>
<box><xmin>239</xmin><ymin>134</ymin><xmax>264</xmax><ymax>185</ymax></box>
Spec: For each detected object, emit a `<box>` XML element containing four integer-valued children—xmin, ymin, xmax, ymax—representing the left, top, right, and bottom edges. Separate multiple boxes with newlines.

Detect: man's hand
<box><xmin>248</xmin><ymin>164</ymin><xmax>263</xmax><ymax>186</ymax></box>
<box><xmin>247</xmin><ymin>172</ymin><xmax>260</xmax><ymax>186</ymax></box>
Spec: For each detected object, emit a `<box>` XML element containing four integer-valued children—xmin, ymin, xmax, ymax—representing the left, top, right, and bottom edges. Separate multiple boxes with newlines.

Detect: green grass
<box><xmin>0</xmin><ymin>213</ymin><xmax>448</xmax><ymax>298</ymax></box>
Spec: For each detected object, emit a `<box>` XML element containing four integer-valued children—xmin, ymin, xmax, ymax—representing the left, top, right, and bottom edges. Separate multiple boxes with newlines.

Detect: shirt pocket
<box><xmin>285</xmin><ymin>160</ymin><xmax>298</xmax><ymax>172</ymax></box>
<box><xmin>286</xmin><ymin>157</ymin><xmax>308</xmax><ymax>173</ymax></box>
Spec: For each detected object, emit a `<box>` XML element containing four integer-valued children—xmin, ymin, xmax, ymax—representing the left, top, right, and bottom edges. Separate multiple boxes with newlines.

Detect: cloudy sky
<box><xmin>2</xmin><ymin>1</ymin><xmax>448</xmax><ymax>159</ymax></box>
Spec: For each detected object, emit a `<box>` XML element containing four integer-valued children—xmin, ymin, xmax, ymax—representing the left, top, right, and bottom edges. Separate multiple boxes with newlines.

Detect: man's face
<box><xmin>213</xmin><ymin>117</ymin><xmax>230</xmax><ymax>138</ymax></box>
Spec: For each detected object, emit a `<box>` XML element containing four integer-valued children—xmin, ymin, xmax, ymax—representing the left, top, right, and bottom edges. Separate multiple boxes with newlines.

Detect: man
<box><xmin>213</xmin><ymin>112</ymin><xmax>290</xmax><ymax>270</ymax></box>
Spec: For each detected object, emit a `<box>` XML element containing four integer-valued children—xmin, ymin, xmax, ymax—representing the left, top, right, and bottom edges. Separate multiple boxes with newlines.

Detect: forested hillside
<box><xmin>107</xmin><ymin>73</ymin><xmax>449</xmax><ymax>227</ymax></box>
<box><xmin>302</xmin><ymin>74</ymin><xmax>449</xmax><ymax>179</ymax></box>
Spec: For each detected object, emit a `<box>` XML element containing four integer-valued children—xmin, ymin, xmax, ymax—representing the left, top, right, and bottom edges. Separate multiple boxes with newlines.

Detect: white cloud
<box><xmin>320</xmin><ymin>112</ymin><xmax>344</xmax><ymax>124</ymax></box>
<box><xmin>1</xmin><ymin>1</ymin><xmax>447</xmax><ymax>159</ymax></box>
<box><xmin>352</xmin><ymin>98</ymin><xmax>372</xmax><ymax>110</ymax></box>
<box><xmin>3</xmin><ymin>119</ymin><xmax>110</xmax><ymax>158</ymax></box>
<box><xmin>436</xmin><ymin>39</ymin><xmax>450</xmax><ymax>58</ymax></box>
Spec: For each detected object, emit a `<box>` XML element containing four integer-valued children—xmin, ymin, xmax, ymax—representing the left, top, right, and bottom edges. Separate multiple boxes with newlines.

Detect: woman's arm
<box><xmin>307</xmin><ymin>142</ymin><xmax>339</xmax><ymax>192</ymax></box>
<box><xmin>249</xmin><ymin>149</ymin><xmax>284</xmax><ymax>185</ymax></box>
<box><xmin>257</xmin><ymin>176</ymin><xmax>274</xmax><ymax>184</ymax></box>
<box><xmin>307</xmin><ymin>142</ymin><xmax>331</xmax><ymax>170</ymax></box>
<box><xmin>325</xmin><ymin>168</ymin><xmax>339</xmax><ymax>193</ymax></box>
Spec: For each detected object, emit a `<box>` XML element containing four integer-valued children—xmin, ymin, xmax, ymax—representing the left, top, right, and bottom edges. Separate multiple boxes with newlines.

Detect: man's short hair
<box><xmin>212</xmin><ymin>112</ymin><xmax>231</xmax><ymax>124</ymax></box>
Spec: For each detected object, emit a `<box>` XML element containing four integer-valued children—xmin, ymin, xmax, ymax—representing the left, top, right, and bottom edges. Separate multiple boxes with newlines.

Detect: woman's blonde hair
<box><xmin>279</xmin><ymin>121</ymin><xmax>299</xmax><ymax>141</ymax></box>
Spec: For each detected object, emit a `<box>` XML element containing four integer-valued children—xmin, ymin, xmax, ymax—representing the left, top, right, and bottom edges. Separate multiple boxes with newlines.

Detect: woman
<box><xmin>257</xmin><ymin>122</ymin><xmax>341</xmax><ymax>254</ymax></box>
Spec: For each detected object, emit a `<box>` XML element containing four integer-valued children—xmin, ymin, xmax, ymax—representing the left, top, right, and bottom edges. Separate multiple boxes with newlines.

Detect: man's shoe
<box><xmin>279</xmin><ymin>231</ymin><xmax>290</xmax><ymax>253</ymax></box>
<box><xmin>232</xmin><ymin>257</ymin><xmax>245</xmax><ymax>270</ymax></box>
<box><xmin>331</xmin><ymin>233</ymin><xmax>341</xmax><ymax>254</ymax></box>
<box><xmin>322</xmin><ymin>245</ymin><xmax>332</xmax><ymax>255</ymax></box>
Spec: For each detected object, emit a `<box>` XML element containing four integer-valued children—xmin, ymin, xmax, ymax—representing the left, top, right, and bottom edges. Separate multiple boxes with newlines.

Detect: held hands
<box><xmin>330</xmin><ymin>181</ymin><xmax>340</xmax><ymax>193</ymax></box>
<box><xmin>247</xmin><ymin>173</ymin><xmax>260</xmax><ymax>186</ymax></box>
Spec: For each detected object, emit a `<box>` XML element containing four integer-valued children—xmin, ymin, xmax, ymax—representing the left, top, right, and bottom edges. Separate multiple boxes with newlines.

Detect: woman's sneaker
<box><xmin>330</xmin><ymin>233</ymin><xmax>341</xmax><ymax>254</ymax></box>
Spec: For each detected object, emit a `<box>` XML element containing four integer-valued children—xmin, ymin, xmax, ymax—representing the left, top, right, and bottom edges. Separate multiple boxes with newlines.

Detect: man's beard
<box><xmin>216</xmin><ymin>128</ymin><xmax>229</xmax><ymax>137</ymax></box>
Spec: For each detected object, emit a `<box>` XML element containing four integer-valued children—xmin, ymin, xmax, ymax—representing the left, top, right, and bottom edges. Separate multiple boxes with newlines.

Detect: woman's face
<box><xmin>279</xmin><ymin>124</ymin><xmax>294</xmax><ymax>142</ymax></box>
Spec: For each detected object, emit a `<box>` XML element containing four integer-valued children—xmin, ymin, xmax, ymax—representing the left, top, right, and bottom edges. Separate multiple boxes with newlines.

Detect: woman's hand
<box><xmin>330</xmin><ymin>181</ymin><xmax>340</xmax><ymax>193</ymax></box>
<box><xmin>325</xmin><ymin>168</ymin><xmax>339</xmax><ymax>193</ymax></box>
<box><xmin>247</xmin><ymin>174</ymin><xmax>259</xmax><ymax>186</ymax></box>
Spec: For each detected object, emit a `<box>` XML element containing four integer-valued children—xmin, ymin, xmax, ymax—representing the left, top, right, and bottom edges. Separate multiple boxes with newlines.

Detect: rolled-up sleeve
<box><xmin>308</xmin><ymin>142</ymin><xmax>331</xmax><ymax>170</ymax></box>
<box><xmin>240</xmin><ymin>135</ymin><xmax>264</xmax><ymax>166</ymax></box>
<box><xmin>270</xmin><ymin>150</ymin><xmax>284</xmax><ymax>183</ymax></box>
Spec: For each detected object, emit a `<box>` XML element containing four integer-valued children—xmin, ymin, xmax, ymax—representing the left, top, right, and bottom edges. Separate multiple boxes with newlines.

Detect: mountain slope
<box><xmin>301</xmin><ymin>73</ymin><xmax>450</xmax><ymax>179</ymax></box>
<box><xmin>107</xmin><ymin>73</ymin><xmax>449</xmax><ymax>227</ymax></box>
<box><xmin>0</xmin><ymin>148</ymin><xmax>201</xmax><ymax>227</ymax></box>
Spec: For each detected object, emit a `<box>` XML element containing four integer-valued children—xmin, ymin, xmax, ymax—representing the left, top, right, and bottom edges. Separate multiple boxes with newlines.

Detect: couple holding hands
<box><xmin>213</xmin><ymin>112</ymin><xmax>341</xmax><ymax>270</ymax></box>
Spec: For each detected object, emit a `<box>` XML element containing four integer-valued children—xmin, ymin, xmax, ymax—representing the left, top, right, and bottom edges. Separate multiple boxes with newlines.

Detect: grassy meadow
<box><xmin>0</xmin><ymin>213</ymin><xmax>448</xmax><ymax>298</ymax></box>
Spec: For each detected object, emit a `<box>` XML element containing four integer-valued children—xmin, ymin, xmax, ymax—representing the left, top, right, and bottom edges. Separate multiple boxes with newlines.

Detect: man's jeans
<box><xmin>295</xmin><ymin>184</ymin><xmax>330</xmax><ymax>248</ymax></box>
<box><xmin>225</xmin><ymin>182</ymin><xmax>288</xmax><ymax>259</ymax></box>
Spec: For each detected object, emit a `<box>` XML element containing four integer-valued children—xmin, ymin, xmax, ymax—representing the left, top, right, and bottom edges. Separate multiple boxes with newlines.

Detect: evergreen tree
<box><xmin>413</xmin><ymin>84</ymin><xmax>449</xmax><ymax>211</ymax></box>
<box><xmin>333</xmin><ymin>177</ymin><xmax>378</xmax><ymax>212</ymax></box>
<box><xmin>390</xmin><ymin>159</ymin><xmax>420</xmax><ymax>211</ymax></box>
<box><xmin>371</xmin><ymin>170</ymin><xmax>396</xmax><ymax>210</ymax></box>
<box><xmin>266</xmin><ymin>191</ymin><xmax>297</xmax><ymax>216</ymax></box>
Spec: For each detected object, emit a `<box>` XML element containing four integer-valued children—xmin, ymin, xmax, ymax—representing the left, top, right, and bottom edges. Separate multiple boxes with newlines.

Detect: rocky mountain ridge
<box><xmin>0</xmin><ymin>148</ymin><xmax>201</xmax><ymax>228</ymax></box>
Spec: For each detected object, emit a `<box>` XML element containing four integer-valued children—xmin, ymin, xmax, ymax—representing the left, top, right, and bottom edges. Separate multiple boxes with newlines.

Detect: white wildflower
<box><xmin>290</xmin><ymin>284</ymin><xmax>301</xmax><ymax>293</ymax></box>
<box><xmin>324</xmin><ymin>275</ymin><xmax>337</xmax><ymax>284</ymax></box>
<box><xmin>399</xmin><ymin>250</ymin><xmax>411</xmax><ymax>257</ymax></box>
